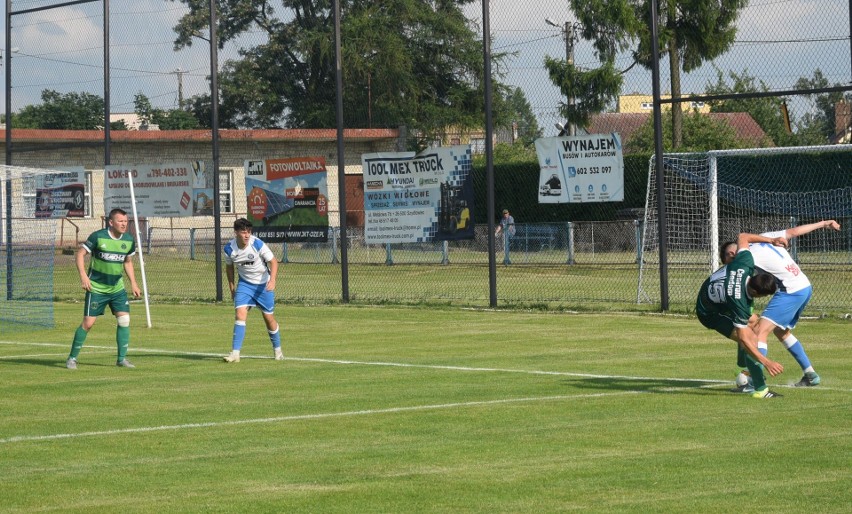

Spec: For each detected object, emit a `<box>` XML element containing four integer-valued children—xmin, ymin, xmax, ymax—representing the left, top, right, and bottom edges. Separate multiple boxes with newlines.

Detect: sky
<box><xmin>1</xmin><ymin>0</ymin><xmax>849</xmax><ymax>135</ymax></box>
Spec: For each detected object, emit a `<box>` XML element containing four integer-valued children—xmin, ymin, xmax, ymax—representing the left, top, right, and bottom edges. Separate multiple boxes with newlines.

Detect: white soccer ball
<box><xmin>735</xmin><ymin>371</ymin><xmax>751</xmax><ymax>387</ymax></box>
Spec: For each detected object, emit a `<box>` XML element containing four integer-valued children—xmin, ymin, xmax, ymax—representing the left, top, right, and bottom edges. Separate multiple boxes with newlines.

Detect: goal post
<box><xmin>638</xmin><ymin>145</ymin><xmax>852</xmax><ymax>312</ymax></box>
<box><xmin>1</xmin><ymin>165</ymin><xmax>65</xmax><ymax>332</ymax></box>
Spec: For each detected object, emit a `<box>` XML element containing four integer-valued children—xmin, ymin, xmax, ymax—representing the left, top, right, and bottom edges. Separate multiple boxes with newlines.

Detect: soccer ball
<box><xmin>735</xmin><ymin>370</ymin><xmax>751</xmax><ymax>387</ymax></box>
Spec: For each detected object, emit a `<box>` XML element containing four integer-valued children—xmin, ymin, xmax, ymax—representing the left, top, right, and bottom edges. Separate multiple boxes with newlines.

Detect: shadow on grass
<box><xmin>565</xmin><ymin>376</ymin><xmax>724</xmax><ymax>395</ymax></box>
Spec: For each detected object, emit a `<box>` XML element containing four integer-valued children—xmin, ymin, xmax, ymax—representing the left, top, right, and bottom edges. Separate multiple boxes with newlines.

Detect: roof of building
<box><xmin>587</xmin><ymin>112</ymin><xmax>771</xmax><ymax>150</ymax></box>
<box><xmin>0</xmin><ymin>128</ymin><xmax>400</xmax><ymax>143</ymax></box>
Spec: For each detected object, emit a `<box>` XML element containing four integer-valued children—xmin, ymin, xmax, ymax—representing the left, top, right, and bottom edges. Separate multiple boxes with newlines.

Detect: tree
<box><xmin>568</xmin><ymin>0</ymin><xmax>748</xmax><ymax>148</ymax></box>
<box><xmin>503</xmin><ymin>87</ymin><xmax>541</xmax><ymax>147</ymax></box>
<box><xmin>794</xmin><ymin>69</ymin><xmax>852</xmax><ymax>143</ymax></box>
<box><xmin>13</xmin><ymin>90</ymin><xmax>104</xmax><ymax>129</ymax></box>
<box><xmin>705</xmin><ymin>68</ymin><xmax>798</xmax><ymax>147</ymax></box>
<box><xmin>133</xmin><ymin>92</ymin><xmax>201</xmax><ymax>130</ymax></box>
<box><xmin>172</xmin><ymin>0</ymin><xmax>506</xmax><ymax>140</ymax></box>
<box><xmin>544</xmin><ymin>57</ymin><xmax>622</xmax><ymax>130</ymax></box>
<box><xmin>627</xmin><ymin>109</ymin><xmax>748</xmax><ymax>153</ymax></box>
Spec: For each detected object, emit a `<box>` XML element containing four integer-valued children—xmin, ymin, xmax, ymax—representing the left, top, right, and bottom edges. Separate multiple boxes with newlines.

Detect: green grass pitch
<box><xmin>1</xmin><ymin>303</ymin><xmax>850</xmax><ymax>512</ymax></box>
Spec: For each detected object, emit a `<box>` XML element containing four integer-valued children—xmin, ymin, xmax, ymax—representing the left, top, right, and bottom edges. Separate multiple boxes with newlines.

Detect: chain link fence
<box><xmin>4</xmin><ymin>1</ymin><xmax>851</xmax><ymax>314</ymax></box>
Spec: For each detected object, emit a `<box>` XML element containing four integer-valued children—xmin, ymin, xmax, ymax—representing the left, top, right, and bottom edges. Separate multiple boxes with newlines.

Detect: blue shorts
<box><xmin>234</xmin><ymin>280</ymin><xmax>275</xmax><ymax>314</ymax></box>
<box><xmin>761</xmin><ymin>286</ymin><xmax>812</xmax><ymax>330</ymax></box>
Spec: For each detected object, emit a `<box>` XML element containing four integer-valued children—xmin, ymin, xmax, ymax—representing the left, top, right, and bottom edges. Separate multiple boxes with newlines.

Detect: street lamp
<box><xmin>545</xmin><ymin>18</ymin><xmax>575</xmax><ymax>136</ymax></box>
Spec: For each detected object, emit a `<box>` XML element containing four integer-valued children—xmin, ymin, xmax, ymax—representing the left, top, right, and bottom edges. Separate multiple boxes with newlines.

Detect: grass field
<box><xmin>1</xmin><ymin>303</ymin><xmax>850</xmax><ymax>512</ymax></box>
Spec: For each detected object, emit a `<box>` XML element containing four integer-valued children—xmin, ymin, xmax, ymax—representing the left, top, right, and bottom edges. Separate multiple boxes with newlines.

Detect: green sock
<box><xmin>117</xmin><ymin>326</ymin><xmax>130</xmax><ymax>361</ymax></box>
<box><xmin>745</xmin><ymin>355</ymin><xmax>767</xmax><ymax>391</ymax></box>
<box><xmin>69</xmin><ymin>326</ymin><xmax>88</xmax><ymax>359</ymax></box>
<box><xmin>736</xmin><ymin>347</ymin><xmax>747</xmax><ymax>368</ymax></box>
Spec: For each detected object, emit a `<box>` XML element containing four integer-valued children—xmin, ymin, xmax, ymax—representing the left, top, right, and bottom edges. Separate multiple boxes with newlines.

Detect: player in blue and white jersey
<box><xmin>721</xmin><ymin>219</ymin><xmax>841</xmax><ymax>387</ymax></box>
<box><xmin>222</xmin><ymin>218</ymin><xmax>282</xmax><ymax>363</ymax></box>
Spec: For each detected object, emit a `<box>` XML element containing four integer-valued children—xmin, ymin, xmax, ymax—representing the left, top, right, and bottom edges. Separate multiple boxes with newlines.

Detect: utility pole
<box><xmin>172</xmin><ymin>67</ymin><xmax>185</xmax><ymax>108</ymax></box>
<box><xmin>564</xmin><ymin>21</ymin><xmax>575</xmax><ymax>136</ymax></box>
<box><xmin>546</xmin><ymin>18</ymin><xmax>576</xmax><ymax>136</ymax></box>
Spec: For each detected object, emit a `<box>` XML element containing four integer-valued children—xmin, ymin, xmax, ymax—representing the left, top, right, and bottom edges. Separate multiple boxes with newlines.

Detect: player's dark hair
<box><xmin>719</xmin><ymin>241</ymin><xmax>737</xmax><ymax>263</ymax></box>
<box><xmin>234</xmin><ymin>218</ymin><xmax>253</xmax><ymax>231</ymax></box>
<box><xmin>108</xmin><ymin>208</ymin><xmax>127</xmax><ymax>221</ymax></box>
<box><xmin>749</xmin><ymin>273</ymin><xmax>778</xmax><ymax>297</ymax></box>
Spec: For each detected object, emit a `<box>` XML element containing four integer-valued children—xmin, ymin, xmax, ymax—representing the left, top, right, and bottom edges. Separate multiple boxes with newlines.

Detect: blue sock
<box><xmin>269</xmin><ymin>324</ymin><xmax>281</xmax><ymax>350</ymax></box>
<box><xmin>785</xmin><ymin>340</ymin><xmax>812</xmax><ymax>371</ymax></box>
<box><xmin>232</xmin><ymin>321</ymin><xmax>246</xmax><ymax>351</ymax></box>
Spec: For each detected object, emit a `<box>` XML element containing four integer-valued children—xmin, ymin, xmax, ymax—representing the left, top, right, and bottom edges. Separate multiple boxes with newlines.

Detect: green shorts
<box><xmin>83</xmin><ymin>290</ymin><xmax>130</xmax><ymax>317</ymax></box>
<box><xmin>697</xmin><ymin>310</ymin><xmax>735</xmax><ymax>339</ymax></box>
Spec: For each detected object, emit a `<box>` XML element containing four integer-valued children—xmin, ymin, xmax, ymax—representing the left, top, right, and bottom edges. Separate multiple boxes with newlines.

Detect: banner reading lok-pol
<box><xmin>104</xmin><ymin>161</ymin><xmax>212</xmax><ymax>217</ymax></box>
<box><xmin>362</xmin><ymin>146</ymin><xmax>474</xmax><ymax>244</ymax></box>
<box><xmin>535</xmin><ymin>134</ymin><xmax>624</xmax><ymax>203</ymax></box>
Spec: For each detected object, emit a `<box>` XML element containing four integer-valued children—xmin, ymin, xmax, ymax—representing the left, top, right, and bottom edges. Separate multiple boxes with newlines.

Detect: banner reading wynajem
<box><xmin>535</xmin><ymin>134</ymin><xmax>624</xmax><ymax>203</ymax></box>
<box><xmin>362</xmin><ymin>146</ymin><xmax>474</xmax><ymax>244</ymax></box>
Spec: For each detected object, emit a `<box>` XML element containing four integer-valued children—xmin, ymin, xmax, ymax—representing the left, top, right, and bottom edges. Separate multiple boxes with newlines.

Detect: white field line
<box><xmin>0</xmin><ymin>390</ymin><xmax>650</xmax><ymax>445</ymax></box>
<box><xmin>1</xmin><ymin>341</ymin><xmax>730</xmax><ymax>384</ymax></box>
<box><xmin>2</xmin><ymin>341</ymin><xmax>848</xmax><ymax>394</ymax></box>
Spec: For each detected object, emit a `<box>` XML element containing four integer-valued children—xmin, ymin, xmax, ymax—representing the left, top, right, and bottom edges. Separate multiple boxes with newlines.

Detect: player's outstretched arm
<box><xmin>786</xmin><ymin>220</ymin><xmax>841</xmax><ymax>238</ymax></box>
<box><xmin>736</xmin><ymin>232</ymin><xmax>787</xmax><ymax>250</ymax></box>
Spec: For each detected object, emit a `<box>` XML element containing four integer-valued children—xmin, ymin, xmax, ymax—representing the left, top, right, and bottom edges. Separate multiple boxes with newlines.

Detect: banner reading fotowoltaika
<box><xmin>535</xmin><ymin>134</ymin><xmax>624</xmax><ymax>203</ymax></box>
<box><xmin>104</xmin><ymin>162</ymin><xmax>212</xmax><ymax>217</ymax></box>
<box><xmin>34</xmin><ymin>166</ymin><xmax>86</xmax><ymax>218</ymax></box>
<box><xmin>362</xmin><ymin>146</ymin><xmax>474</xmax><ymax>244</ymax></box>
<box><xmin>244</xmin><ymin>157</ymin><xmax>329</xmax><ymax>243</ymax></box>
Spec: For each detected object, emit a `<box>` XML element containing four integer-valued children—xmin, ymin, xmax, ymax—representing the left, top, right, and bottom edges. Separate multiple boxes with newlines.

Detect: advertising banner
<box><xmin>104</xmin><ymin>161</ymin><xmax>212</xmax><ymax>217</ymax></box>
<box><xmin>34</xmin><ymin>167</ymin><xmax>86</xmax><ymax>218</ymax></box>
<box><xmin>535</xmin><ymin>134</ymin><xmax>624</xmax><ymax>203</ymax></box>
<box><xmin>361</xmin><ymin>146</ymin><xmax>474</xmax><ymax>244</ymax></box>
<box><xmin>244</xmin><ymin>157</ymin><xmax>329</xmax><ymax>242</ymax></box>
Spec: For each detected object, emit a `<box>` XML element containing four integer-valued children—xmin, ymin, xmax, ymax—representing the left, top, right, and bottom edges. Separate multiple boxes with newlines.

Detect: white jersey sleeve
<box><xmin>748</xmin><ymin>230</ymin><xmax>810</xmax><ymax>293</ymax></box>
<box><xmin>223</xmin><ymin>235</ymin><xmax>275</xmax><ymax>285</ymax></box>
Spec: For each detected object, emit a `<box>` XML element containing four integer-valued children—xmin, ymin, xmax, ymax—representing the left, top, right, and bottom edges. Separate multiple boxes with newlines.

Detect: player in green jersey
<box><xmin>66</xmin><ymin>208</ymin><xmax>141</xmax><ymax>369</ymax></box>
<box><xmin>696</xmin><ymin>232</ymin><xmax>788</xmax><ymax>398</ymax></box>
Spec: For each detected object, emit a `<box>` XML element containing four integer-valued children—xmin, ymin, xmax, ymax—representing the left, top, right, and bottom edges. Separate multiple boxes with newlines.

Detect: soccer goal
<box><xmin>637</xmin><ymin>145</ymin><xmax>852</xmax><ymax>309</ymax></box>
<box><xmin>0</xmin><ymin>165</ymin><xmax>67</xmax><ymax>332</ymax></box>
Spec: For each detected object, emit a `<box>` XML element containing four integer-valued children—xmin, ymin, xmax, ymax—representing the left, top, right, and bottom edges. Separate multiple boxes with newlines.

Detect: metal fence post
<box><xmin>189</xmin><ymin>228</ymin><xmax>196</xmax><ymax>260</ymax></box>
<box><xmin>442</xmin><ymin>240</ymin><xmax>449</xmax><ymax>265</ymax></box>
<box><xmin>566</xmin><ymin>222</ymin><xmax>575</xmax><ymax>265</ymax></box>
<box><xmin>634</xmin><ymin>219</ymin><xmax>642</xmax><ymax>264</ymax></box>
<box><xmin>331</xmin><ymin>227</ymin><xmax>339</xmax><ymax>264</ymax></box>
<box><xmin>385</xmin><ymin>243</ymin><xmax>394</xmax><ymax>265</ymax></box>
<box><xmin>789</xmin><ymin>216</ymin><xmax>798</xmax><ymax>262</ymax></box>
<box><xmin>281</xmin><ymin>242</ymin><xmax>289</xmax><ymax>263</ymax></box>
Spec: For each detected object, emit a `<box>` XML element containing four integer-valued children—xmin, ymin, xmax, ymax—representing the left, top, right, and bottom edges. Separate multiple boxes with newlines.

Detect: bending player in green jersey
<box><xmin>696</xmin><ymin>232</ymin><xmax>788</xmax><ymax>398</ymax></box>
<box><xmin>66</xmin><ymin>208</ymin><xmax>142</xmax><ymax>369</ymax></box>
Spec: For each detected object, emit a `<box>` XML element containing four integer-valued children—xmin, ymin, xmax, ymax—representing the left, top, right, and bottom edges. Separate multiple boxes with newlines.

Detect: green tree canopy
<box><xmin>503</xmin><ymin>87</ymin><xmax>541</xmax><ymax>147</ymax></box>
<box><xmin>628</xmin><ymin>109</ymin><xmax>749</xmax><ymax>153</ymax></box>
<box><xmin>567</xmin><ymin>0</ymin><xmax>748</xmax><ymax>148</ymax></box>
<box><xmin>13</xmin><ymin>90</ymin><xmax>104</xmax><ymax>129</ymax></box>
<box><xmin>794</xmin><ymin>69</ymin><xmax>852</xmax><ymax>143</ymax></box>
<box><xmin>172</xmin><ymin>0</ymin><xmax>505</xmax><ymax>140</ymax></box>
<box><xmin>705</xmin><ymin>68</ymin><xmax>798</xmax><ymax>147</ymax></box>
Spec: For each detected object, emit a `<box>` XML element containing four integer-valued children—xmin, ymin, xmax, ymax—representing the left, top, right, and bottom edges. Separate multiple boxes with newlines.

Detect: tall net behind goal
<box><xmin>638</xmin><ymin>145</ymin><xmax>852</xmax><ymax>313</ymax></box>
<box><xmin>1</xmin><ymin>165</ymin><xmax>61</xmax><ymax>332</ymax></box>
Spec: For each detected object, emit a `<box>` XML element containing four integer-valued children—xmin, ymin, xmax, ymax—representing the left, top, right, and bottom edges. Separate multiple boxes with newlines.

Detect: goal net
<box><xmin>0</xmin><ymin>165</ymin><xmax>67</xmax><ymax>332</ymax></box>
<box><xmin>637</xmin><ymin>145</ymin><xmax>852</xmax><ymax>311</ymax></box>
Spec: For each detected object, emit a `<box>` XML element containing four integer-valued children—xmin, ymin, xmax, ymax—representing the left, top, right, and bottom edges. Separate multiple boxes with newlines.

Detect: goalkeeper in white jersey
<box><xmin>721</xmin><ymin>219</ymin><xmax>841</xmax><ymax>387</ymax></box>
<box><xmin>222</xmin><ymin>218</ymin><xmax>283</xmax><ymax>363</ymax></box>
